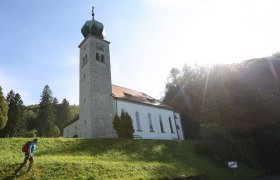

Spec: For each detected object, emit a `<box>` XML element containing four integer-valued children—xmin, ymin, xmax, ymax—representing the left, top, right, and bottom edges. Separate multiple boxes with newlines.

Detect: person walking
<box><xmin>15</xmin><ymin>138</ymin><xmax>39</xmax><ymax>175</ymax></box>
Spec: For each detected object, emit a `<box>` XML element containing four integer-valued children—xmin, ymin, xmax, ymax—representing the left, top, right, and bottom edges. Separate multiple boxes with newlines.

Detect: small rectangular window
<box><xmin>96</xmin><ymin>53</ymin><xmax>100</xmax><ymax>61</ymax></box>
<box><xmin>101</xmin><ymin>54</ymin><xmax>105</xmax><ymax>63</ymax></box>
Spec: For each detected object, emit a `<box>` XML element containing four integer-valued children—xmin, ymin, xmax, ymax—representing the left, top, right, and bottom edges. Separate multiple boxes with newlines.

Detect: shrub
<box><xmin>112</xmin><ymin>111</ymin><xmax>134</xmax><ymax>139</ymax></box>
<box><xmin>253</xmin><ymin>123</ymin><xmax>280</xmax><ymax>170</ymax></box>
<box><xmin>53</xmin><ymin>125</ymin><xmax>60</xmax><ymax>137</ymax></box>
<box><xmin>195</xmin><ymin>123</ymin><xmax>260</xmax><ymax>167</ymax></box>
<box><xmin>26</xmin><ymin>129</ymin><xmax>37</xmax><ymax>137</ymax></box>
<box><xmin>181</xmin><ymin>115</ymin><xmax>200</xmax><ymax>139</ymax></box>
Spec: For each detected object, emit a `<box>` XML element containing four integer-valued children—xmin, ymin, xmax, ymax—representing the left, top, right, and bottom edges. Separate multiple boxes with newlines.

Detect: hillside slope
<box><xmin>0</xmin><ymin>138</ymin><xmax>262</xmax><ymax>179</ymax></box>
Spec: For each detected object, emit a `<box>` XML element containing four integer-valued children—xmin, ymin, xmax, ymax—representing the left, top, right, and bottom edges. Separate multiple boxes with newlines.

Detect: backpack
<box><xmin>22</xmin><ymin>141</ymin><xmax>31</xmax><ymax>152</ymax></box>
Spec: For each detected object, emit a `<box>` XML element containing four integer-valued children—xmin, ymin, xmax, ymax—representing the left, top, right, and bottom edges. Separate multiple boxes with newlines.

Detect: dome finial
<box><xmin>81</xmin><ymin>6</ymin><xmax>104</xmax><ymax>39</ymax></box>
<box><xmin>92</xmin><ymin>6</ymin><xmax>95</xmax><ymax>19</ymax></box>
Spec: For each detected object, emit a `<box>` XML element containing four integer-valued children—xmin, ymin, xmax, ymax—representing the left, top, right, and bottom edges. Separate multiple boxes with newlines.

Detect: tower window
<box><xmin>82</xmin><ymin>57</ymin><xmax>85</xmax><ymax>67</ymax></box>
<box><xmin>169</xmin><ymin>117</ymin><xmax>174</xmax><ymax>133</ymax></box>
<box><xmin>148</xmin><ymin>113</ymin><xmax>154</xmax><ymax>132</ymax></box>
<box><xmin>96</xmin><ymin>43</ymin><xmax>104</xmax><ymax>52</ymax></box>
<box><xmin>135</xmin><ymin>111</ymin><xmax>142</xmax><ymax>131</ymax></box>
<box><xmin>81</xmin><ymin>55</ymin><xmax>88</xmax><ymax>67</ymax></box>
<box><xmin>159</xmin><ymin>115</ymin><xmax>165</xmax><ymax>133</ymax></box>
<box><xmin>101</xmin><ymin>54</ymin><xmax>105</xmax><ymax>63</ymax></box>
<box><xmin>96</xmin><ymin>53</ymin><xmax>100</xmax><ymax>61</ymax></box>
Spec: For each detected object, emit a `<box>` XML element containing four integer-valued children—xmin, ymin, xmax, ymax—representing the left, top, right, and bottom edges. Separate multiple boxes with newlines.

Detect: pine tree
<box><xmin>38</xmin><ymin>85</ymin><xmax>56</xmax><ymax>137</ymax></box>
<box><xmin>124</xmin><ymin>112</ymin><xmax>134</xmax><ymax>139</ymax></box>
<box><xmin>3</xmin><ymin>91</ymin><xmax>25</xmax><ymax>137</ymax></box>
<box><xmin>52</xmin><ymin>97</ymin><xmax>59</xmax><ymax>131</ymax></box>
<box><xmin>0</xmin><ymin>86</ymin><xmax>8</xmax><ymax>130</ymax></box>
<box><xmin>113</xmin><ymin>111</ymin><xmax>134</xmax><ymax>139</ymax></box>
<box><xmin>113</xmin><ymin>113</ymin><xmax>121</xmax><ymax>137</ymax></box>
<box><xmin>24</xmin><ymin>105</ymin><xmax>39</xmax><ymax>132</ymax></box>
<box><xmin>56</xmin><ymin>98</ymin><xmax>71</xmax><ymax>135</ymax></box>
<box><xmin>119</xmin><ymin>111</ymin><xmax>127</xmax><ymax>138</ymax></box>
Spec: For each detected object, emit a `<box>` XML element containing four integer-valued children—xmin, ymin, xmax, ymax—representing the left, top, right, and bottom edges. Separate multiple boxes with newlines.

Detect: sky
<box><xmin>0</xmin><ymin>0</ymin><xmax>280</xmax><ymax>105</ymax></box>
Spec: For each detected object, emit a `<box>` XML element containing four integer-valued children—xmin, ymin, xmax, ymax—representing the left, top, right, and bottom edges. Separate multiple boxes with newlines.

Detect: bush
<box><xmin>253</xmin><ymin>123</ymin><xmax>280</xmax><ymax>170</ymax></box>
<box><xmin>53</xmin><ymin>125</ymin><xmax>60</xmax><ymax>137</ymax></box>
<box><xmin>181</xmin><ymin>115</ymin><xmax>200</xmax><ymax>139</ymax></box>
<box><xmin>200</xmin><ymin>123</ymin><xmax>231</xmax><ymax>140</ymax></box>
<box><xmin>195</xmin><ymin>123</ymin><xmax>260</xmax><ymax>167</ymax></box>
<box><xmin>113</xmin><ymin>111</ymin><xmax>134</xmax><ymax>139</ymax></box>
<box><xmin>26</xmin><ymin>129</ymin><xmax>37</xmax><ymax>137</ymax></box>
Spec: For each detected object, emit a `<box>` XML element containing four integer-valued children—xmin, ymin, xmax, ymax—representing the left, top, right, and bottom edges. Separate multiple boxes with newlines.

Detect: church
<box><xmin>63</xmin><ymin>8</ymin><xmax>184</xmax><ymax>140</ymax></box>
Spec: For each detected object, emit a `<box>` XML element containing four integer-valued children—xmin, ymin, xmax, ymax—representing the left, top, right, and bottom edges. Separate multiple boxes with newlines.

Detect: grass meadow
<box><xmin>0</xmin><ymin>138</ymin><xmax>262</xmax><ymax>179</ymax></box>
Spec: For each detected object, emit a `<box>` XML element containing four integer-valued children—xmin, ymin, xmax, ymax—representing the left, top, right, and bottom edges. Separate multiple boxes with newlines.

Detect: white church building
<box><xmin>63</xmin><ymin>8</ymin><xmax>184</xmax><ymax>140</ymax></box>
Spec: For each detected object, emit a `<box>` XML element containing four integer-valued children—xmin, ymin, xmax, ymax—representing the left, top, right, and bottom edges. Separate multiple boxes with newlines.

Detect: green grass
<box><xmin>0</xmin><ymin>138</ymin><xmax>263</xmax><ymax>180</ymax></box>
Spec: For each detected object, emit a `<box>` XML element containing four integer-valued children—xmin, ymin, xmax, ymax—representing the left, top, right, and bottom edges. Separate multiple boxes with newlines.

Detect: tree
<box><xmin>38</xmin><ymin>85</ymin><xmax>56</xmax><ymax>137</ymax></box>
<box><xmin>0</xmin><ymin>86</ymin><xmax>8</xmax><ymax>130</ymax></box>
<box><xmin>53</xmin><ymin>125</ymin><xmax>60</xmax><ymax>137</ymax></box>
<box><xmin>69</xmin><ymin>105</ymin><xmax>79</xmax><ymax>123</ymax></box>
<box><xmin>163</xmin><ymin>64</ymin><xmax>209</xmax><ymax>138</ymax></box>
<box><xmin>2</xmin><ymin>91</ymin><xmax>26</xmax><ymax>137</ymax></box>
<box><xmin>113</xmin><ymin>111</ymin><xmax>134</xmax><ymax>138</ymax></box>
<box><xmin>56</xmin><ymin>98</ymin><xmax>71</xmax><ymax>135</ymax></box>
<box><xmin>122</xmin><ymin>112</ymin><xmax>134</xmax><ymax>138</ymax></box>
<box><xmin>24</xmin><ymin>106</ymin><xmax>39</xmax><ymax>131</ymax></box>
<box><xmin>113</xmin><ymin>113</ymin><xmax>121</xmax><ymax>137</ymax></box>
<box><xmin>52</xmin><ymin>97</ymin><xmax>59</xmax><ymax>131</ymax></box>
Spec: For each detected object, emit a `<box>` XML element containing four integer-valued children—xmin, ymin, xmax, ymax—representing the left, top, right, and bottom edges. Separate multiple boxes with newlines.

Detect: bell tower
<box><xmin>78</xmin><ymin>7</ymin><xmax>115</xmax><ymax>138</ymax></box>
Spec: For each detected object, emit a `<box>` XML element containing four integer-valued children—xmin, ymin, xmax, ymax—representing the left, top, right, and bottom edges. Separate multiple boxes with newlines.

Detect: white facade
<box><xmin>64</xmin><ymin>98</ymin><xmax>185</xmax><ymax>140</ymax></box>
<box><xmin>114</xmin><ymin>99</ymin><xmax>184</xmax><ymax>140</ymax></box>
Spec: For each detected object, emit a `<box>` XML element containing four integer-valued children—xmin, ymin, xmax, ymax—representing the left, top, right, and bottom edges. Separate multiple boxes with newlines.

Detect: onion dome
<box><xmin>81</xmin><ymin>7</ymin><xmax>104</xmax><ymax>39</ymax></box>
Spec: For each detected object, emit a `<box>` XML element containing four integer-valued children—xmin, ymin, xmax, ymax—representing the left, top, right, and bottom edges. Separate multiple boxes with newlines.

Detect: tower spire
<box><xmin>81</xmin><ymin>6</ymin><xmax>104</xmax><ymax>39</ymax></box>
<box><xmin>92</xmin><ymin>6</ymin><xmax>95</xmax><ymax>19</ymax></box>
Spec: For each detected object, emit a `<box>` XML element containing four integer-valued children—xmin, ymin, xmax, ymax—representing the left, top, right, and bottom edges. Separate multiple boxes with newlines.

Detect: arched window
<box><xmin>148</xmin><ymin>113</ymin><xmax>154</xmax><ymax>132</ymax></box>
<box><xmin>135</xmin><ymin>111</ymin><xmax>141</xmax><ymax>131</ymax></box>
<box><xmin>169</xmin><ymin>117</ymin><xmax>174</xmax><ymax>133</ymax></box>
<box><xmin>159</xmin><ymin>115</ymin><xmax>164</xmax><ymax>133</ymax></box>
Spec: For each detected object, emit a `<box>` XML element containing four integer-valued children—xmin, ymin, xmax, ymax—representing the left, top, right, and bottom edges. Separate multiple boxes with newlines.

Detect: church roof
<box><xmin>64</xmin><ymin>85</ymin><xmax>173</xmax><ymax>128</ymax></box>
<box><xmin>112</xmin><ymin>85</ymin><xmax>173</xmax><ymax>110</ymax></box>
